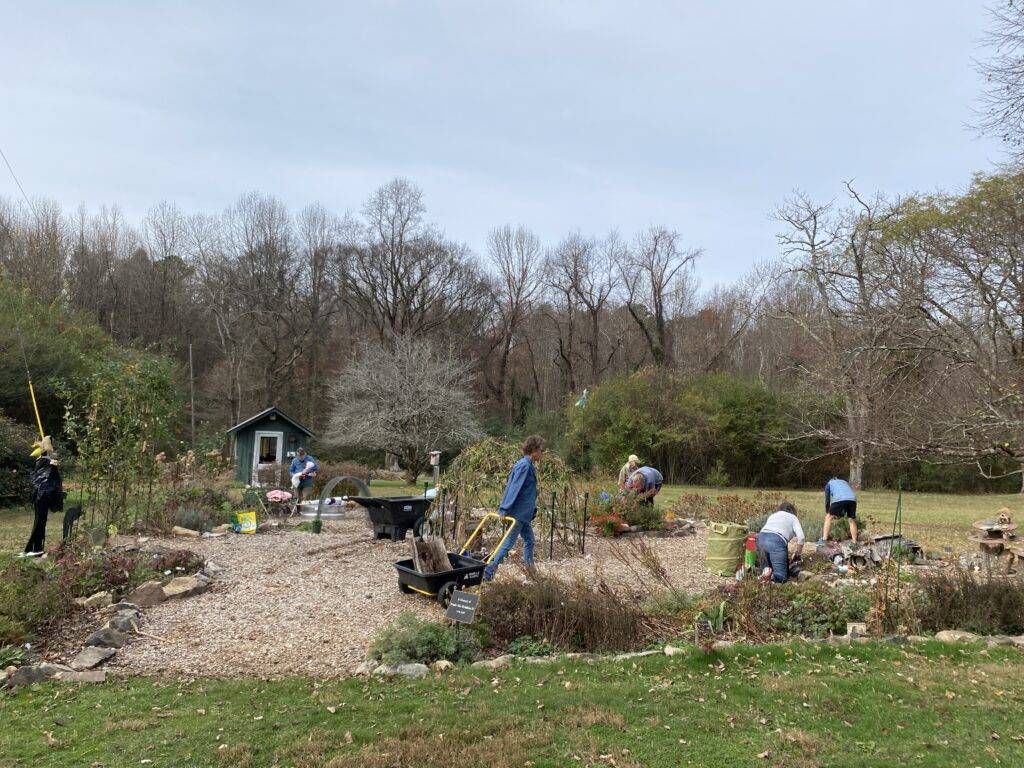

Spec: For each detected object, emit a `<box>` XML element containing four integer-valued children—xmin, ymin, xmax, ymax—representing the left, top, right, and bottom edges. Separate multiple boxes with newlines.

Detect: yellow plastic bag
<box><xmin>231</xmin><ymin>510</ymin><xmax>257</xmax><ymax>534</ymax></box>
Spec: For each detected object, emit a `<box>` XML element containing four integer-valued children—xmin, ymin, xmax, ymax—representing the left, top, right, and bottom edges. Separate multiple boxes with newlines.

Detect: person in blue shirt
<box><xmin>484</xmin><ymin>435</ymin><xmax>545</xmax><ymax>581</ymax></box>
<box><xmin>627</xmin><ymin>466</ymin><xmax>664</xmax><ymax>506</ymax></box>
<box><xmin>821</xmin><ymin>477</ymin><xmax>858</xmax><ymax>543</ymax></box>
<box><xmin>289</xmin><ymin>447</ymin><xmax>319</xmax><ymax>506</ymax></box>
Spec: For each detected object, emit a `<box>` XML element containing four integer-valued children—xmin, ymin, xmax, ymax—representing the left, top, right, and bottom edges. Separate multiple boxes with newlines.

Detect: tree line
<box><xmin>4</xmin><ymin>168</ymin><xmax>1024</xmax><ymax>491</ymax></box>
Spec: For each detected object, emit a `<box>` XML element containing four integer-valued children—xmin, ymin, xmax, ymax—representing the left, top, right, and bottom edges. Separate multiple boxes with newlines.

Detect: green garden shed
<box><xmin>226</xmin><ymin>407</ymin><xmax>316</xmax><ymax>485</ymax></box>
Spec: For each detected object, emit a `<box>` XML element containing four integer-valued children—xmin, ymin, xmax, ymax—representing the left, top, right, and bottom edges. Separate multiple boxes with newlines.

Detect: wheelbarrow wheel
<box><xmin>437</xmin><ymin>581</ymin><xmax>457</xmax><ymax>607</ymax></box>
<box><xmin>398</xmin><ymin>581</ymin><xmax>413</xmax><ymax>594</ymax></box>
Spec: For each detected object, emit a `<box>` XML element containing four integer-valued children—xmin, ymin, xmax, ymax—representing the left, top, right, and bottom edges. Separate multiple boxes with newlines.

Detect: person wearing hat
<box><xmin>618</xmin><ymin>454</ymin><xmax>640</xmax><ymax>489</ymax></box>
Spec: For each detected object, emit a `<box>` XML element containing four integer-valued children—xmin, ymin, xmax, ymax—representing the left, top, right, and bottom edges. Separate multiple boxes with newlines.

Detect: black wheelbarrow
<box><xmin>348</xmin><ymin>495</ymin><xmax>432</xmax><ymax>541</ymax></box>
<box><xmin>394</xmin><ymin>513</ymin><xmax>517</xmax><ymax>606</ymax></box>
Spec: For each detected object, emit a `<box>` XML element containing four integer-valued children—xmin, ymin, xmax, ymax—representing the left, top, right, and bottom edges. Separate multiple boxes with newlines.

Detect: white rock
<box><xmin>372</xmin><ymin>664</ymin><xmax>398</xmax><ymax>676</ymax></box>
<box><xmin>664</xmin><ymin>645</ymin><xmax>687</xmax><ymax>657</ymax></box>
<box><xmin>471</xmin><ymin>654</ymin><xmax>513</xmax><ymax>670</ymax></box>
<box><xmin>75</xmin><ymin>590</ymin><xmax>113</xmax><ymax>609</ymax></box>
<box><xmin>934</xmin><ymin>630</ymin><xmax>980</xmax><ymax>643</ymax></box>
<box><xmin>432</xmin><ymin>660</ymin><xmax>454</xmax><ymax>672</ymax></box>
<box><xmin>612</xmin><ymin>650</ymin><xmax>660</xmax><ymax>662</ymax></box>
<box><xmin>353</xmin><ymin>660</ymin><xmax>377</xmax><ymax>676</ymax></box>
<box><xmin>711</xmin><ymin>640</ymin><xmax>735</xmax><ymax>651</ymax></box>
<box><xmin>396</xmin><ymin>663</ymin><xmax>429</xmax><ymax>678</ymax></box>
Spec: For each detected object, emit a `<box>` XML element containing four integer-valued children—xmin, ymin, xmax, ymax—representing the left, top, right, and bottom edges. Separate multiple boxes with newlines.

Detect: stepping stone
<box><xmin>126</xmin><ymin>581</ymin><xmax>166</xmax><ymax>608</ymax></box>
<box><xmin>71</xmin><ymin>646</ymin><xmax>117</xmax><ymax>671</ymax></box>
<box><xmin>163</xmin><ymin>576</ymin><xmax>208</xmax><ymax>600</ymax></box>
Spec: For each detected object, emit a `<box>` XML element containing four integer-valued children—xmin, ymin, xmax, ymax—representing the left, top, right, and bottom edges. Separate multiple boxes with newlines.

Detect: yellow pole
<box><xmin>27</xmin><ymin>378</ymin><xmax>44</xmax><ymax>439</ymax></box>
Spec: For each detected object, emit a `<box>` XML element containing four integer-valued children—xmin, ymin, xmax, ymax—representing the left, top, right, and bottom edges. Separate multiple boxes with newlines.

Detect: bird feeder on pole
<box><xmin>429</xmin><ymin>450</ymin><xmax>442</xmax><ymax>488</ymax></box>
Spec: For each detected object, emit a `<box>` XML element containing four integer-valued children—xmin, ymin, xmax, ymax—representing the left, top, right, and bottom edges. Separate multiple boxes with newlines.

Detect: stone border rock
<box><xmin>3</xmin><ymin>560</ymin><xmax>221</xmax><ymax>688</ymax></box>
<box><xmin>350</xmin><ymin>631</ymin><xmax>1024</xmax><ymax>682</ymax></box>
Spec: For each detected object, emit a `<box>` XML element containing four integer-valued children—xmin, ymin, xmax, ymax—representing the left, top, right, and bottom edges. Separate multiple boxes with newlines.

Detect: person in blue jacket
<box><xmin>627</xmin><ymin>466</ymin><xmax>664</xmax><ymax>506</ymax></box>
<box><xmin>821</xmin><ymin>476</ymin><xmax>858</xmax><ymax>544</ymax></box>
<box><xmin>484</xmin><ymin>435</ymin><xmax>545</xmax><ymax>581</ymax></box>
<box><xmin>289</xmin><ymin>447</ymin><xmax>319</xmax><ymax>506</ymax></box>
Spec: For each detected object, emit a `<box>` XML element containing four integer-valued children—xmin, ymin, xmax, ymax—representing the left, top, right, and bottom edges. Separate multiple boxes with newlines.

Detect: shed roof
<box><xmin>225</xmin><ymin>406</ymin><xmax>316</xmax><ymax>438</ymax></box>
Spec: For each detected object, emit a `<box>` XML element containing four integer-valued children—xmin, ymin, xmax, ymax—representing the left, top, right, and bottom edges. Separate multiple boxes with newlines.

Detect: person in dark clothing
<box><xmin>23</xmin><ymin>454</ymin><xmax>63</xmax><ymax>557</ymax></box>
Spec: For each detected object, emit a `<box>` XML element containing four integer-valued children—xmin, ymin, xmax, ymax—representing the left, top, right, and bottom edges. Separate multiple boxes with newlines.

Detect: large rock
<box><xmin>106</xmin><ymin>610</ymin><xmax>140</xmax><ymax>633</ymax></box>
<box><xmin>396</xmin><ymin>663</ymin><xmax>429</xmax><ymax>678</ymax></box>
<box><xmin>471</xmin><ymin>654</ymin><xmax>513</xmax><ymax>671</ymax></box>
<box><xmin>74</xmin><ymin>590</ymin><xmax>113</xmax><ymax>609</ymax></box>
<box><xmin>7</xmin><ymin>663</ymin><xmax>73</xmax><ymax>687</ymax></box>
<box><xmin>372</xmin><ymin>664</ymin><xmax>398</xmax><ymax>677</ymax></box>
<box><xmin>663</xmin><ymin>645</ymin><xmax>688</xmax><ymax>657</ymax></box>
<box><xmin>987</xmin><ymin>635</ymin><xmax>1016</xmax><ymax>647</ymax></box>
<box><xmin>934</xmin><ymin>630</ymin><xmax>980</xmax><ymax>644</ymax></box>
<box><xmin>53</xmin><ymin>669</ymin><xmax>106</xmax><ymax>683</ymax></box>
<box><xmin>162</xmin><ymin>575</ymin><xmax>208</xmax><ymax>600</ymax></box>
<box><xmin>432</xmin><ymin>660</ymin><xmax>454</xmax><ymax>672</ymax></box>
<box><xmin>126</xmin><ymin>580</ymin><xmax>166</xmax><ymax>608</ymax></box>
<box><xmin>71</xmin><ymin>646</ymin><xmax>117</xmax><ymax>671</ymax></box>
<box><xmin>84</xmin><ymin>628</ymin><xmax>129</xmax><ymax>649</ymax></box>
<box><xmin>102</xmin><ymin>601</ymin><xmax>140</xmax><ymax>616</ymax></box>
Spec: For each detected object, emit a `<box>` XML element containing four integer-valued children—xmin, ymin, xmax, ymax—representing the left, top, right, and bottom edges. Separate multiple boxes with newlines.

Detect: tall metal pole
<box><xmin>188</xmin><ymin>339</ymin><xmax>196</xmax><ymax>452</ymax></box>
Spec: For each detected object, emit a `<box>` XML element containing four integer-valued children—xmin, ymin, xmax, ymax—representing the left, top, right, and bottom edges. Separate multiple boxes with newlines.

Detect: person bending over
<box><xmin>484</xmin><ymin>435</ymin><xmax>545</xmax><ymax>581</ymax></box>
<box><xmin>627</xmin><ymin>465</ymin><xmax>663</xmax><ymax>506</ymax></box>
<box><xmin>756</xmin><ymin>501</ymin><xmax>804</xmax><ymax>583</ymax></box>
<box><xmin>821</xmin><ymin>476</ymin><xmax>858</xmax><ymax>544</ymax></box>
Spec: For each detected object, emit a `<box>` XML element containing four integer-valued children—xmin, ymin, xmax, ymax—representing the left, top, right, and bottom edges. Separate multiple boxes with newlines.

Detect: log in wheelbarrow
<box><xmin>394</xmin><ymin>512</ymin><xmax>517</xmax><ymax>606</ymax></box>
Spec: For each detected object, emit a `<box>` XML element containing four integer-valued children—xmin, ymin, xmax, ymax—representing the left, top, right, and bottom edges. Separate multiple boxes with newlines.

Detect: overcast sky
<box><xmin>2</xmin><ymin>1</ymin><xmax>1005</xmax><ymax>285</ymax></box>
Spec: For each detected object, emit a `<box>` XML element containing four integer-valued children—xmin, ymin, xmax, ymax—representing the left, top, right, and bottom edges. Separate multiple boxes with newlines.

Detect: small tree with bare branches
<box><xmin>325</xmin><ymin>335</ymin><xmax>483</xmax><ymax>482</ymax></box>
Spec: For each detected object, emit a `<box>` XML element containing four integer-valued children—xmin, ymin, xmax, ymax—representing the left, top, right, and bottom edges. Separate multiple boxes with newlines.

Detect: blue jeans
<box><xmin>484</xmin><ymin>519</ymin><xmax>535</xmax><ymax>579</ymax></box>
<box><xmin>756</xmin><ymin>532</ymin><xmax>789</xmax><ymax>583</ymax></box>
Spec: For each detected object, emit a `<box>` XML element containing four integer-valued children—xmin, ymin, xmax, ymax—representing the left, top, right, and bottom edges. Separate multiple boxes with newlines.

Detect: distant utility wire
<box><xmin>0</xmin><ymin>143</ymin><xmax>41</xmax><ymax>222</ymax></box>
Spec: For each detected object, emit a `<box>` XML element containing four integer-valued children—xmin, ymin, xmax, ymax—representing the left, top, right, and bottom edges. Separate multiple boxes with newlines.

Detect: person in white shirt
<box><xmin>756</xmin><ymin>501</ymin><xmax>805</xmax><ymax>583</ymax></box>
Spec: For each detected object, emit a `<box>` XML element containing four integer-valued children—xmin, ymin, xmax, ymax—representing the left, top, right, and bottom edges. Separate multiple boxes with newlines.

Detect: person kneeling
<box><xmin>756</xmin><ymin>501</ymin><xmax>804</xmax><ymax>583</ymax></box>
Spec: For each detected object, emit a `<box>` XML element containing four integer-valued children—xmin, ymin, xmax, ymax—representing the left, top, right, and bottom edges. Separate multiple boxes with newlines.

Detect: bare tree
<box><xmin>325</xmin><ymin>335</ymin><xmax>483</xmax><ymax>481</ymax></box>
<box><xmin>618</xmin><ymin>226</ymin><xmax>699</xmax><ymax>367</ymax></box>
<box><xmin>483</xmin><ymin>224</ymin><xmax>543</xmax><ymax>417</ymax></box>
<box><xmin>775</xmin><ymin>186</ymin><xmax>925</xmax><ymax>488</ymax></box>
<box><xmin>886</xmin><ymin>172</ymin><xmax>1024</xmax><ymax>489</ymax></box>
<box><xmin>346</xmin><ymin>178</ymin><xmax>491</xmax><ymax>342</ymax></box>
<box><xmin>977</xmin><ymin>1</ymin><xmax>1024</xmax><ymax>163</ymax></box>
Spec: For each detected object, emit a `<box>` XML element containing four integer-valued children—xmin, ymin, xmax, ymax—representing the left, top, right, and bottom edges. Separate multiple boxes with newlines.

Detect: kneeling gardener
<box><xmin>756</xmin><ymin>501</ymin><xmax>804</xmax><ymax>583</ymax></box>
<box><xmin>484</xmin><ymin>435</ymin><xmax>545</xmax><ymax>581</ymax></box>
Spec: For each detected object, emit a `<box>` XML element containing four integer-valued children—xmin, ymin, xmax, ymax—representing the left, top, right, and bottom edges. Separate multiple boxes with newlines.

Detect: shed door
<box><xmin>252</xmin><ymin>430</ymin><xmax>284</xmax><ymax>483</ymax></box>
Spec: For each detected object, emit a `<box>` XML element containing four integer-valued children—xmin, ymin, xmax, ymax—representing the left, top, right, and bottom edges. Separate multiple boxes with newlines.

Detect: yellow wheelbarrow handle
<box><xmin>459</xmin><ymin>512</ymin><xmax>518</xmax><ymax>565</ymax></box>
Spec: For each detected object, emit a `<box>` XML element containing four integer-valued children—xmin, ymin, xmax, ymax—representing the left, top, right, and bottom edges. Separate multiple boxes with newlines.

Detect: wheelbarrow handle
<box><xmin>458</xmin><ymin>512</ymin><xmax>517</xmax><ymax>565</ymax></box>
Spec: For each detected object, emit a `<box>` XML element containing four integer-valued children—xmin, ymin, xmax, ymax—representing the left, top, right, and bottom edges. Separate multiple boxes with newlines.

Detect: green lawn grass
<box><xmin>656</xmin><ymin>485</ymin><xmax>1020</xmax><ymax>554</ymax></box>
<box><xmin>2</xmin><ymin>641</ymin><xmax>1022</xmax><ymax>767</ymax></box>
